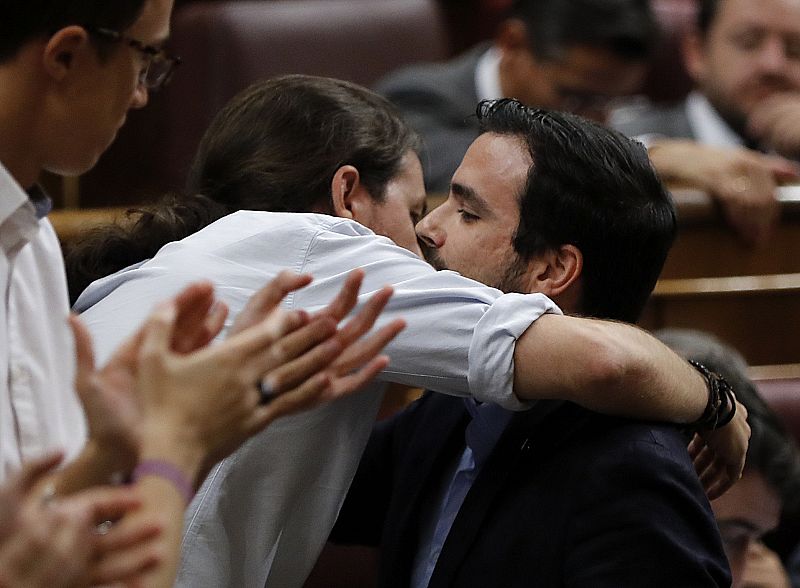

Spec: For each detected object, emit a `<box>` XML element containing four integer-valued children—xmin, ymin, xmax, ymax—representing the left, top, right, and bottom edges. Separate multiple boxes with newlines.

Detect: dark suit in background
<box><xmin>331</xmin><ymin>392</ymin><xmax>731</xmax><ymax>587</ymax></box>
<box><xmin>612</xmin><ymin>99</ymin><xmax>696</xmax><ymax>141</ymax></box>
<box><xmin>375</xmin><ymin>46</ymin><xmax>486</xmax><ymax>192</ymax></box>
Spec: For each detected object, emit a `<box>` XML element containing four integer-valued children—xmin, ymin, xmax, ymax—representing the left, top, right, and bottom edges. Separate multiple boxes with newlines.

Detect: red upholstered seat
<box><xmin>79</xmin><ymin>0</ymin><xmax>448</xmax><ymax>206</ymax></box>
<box><xmin>756</xmin><ymin>375</ymin><xmax>800</xmax><ymax>446</ymax></box>
<box><xmin>641</xmin><ymin>0</ymin><xmax>697</xmax><ymax>104</ymax></box>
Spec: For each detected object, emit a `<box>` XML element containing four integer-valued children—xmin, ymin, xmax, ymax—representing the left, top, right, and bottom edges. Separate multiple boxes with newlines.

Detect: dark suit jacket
<box><xmin>331</xmin><ymin>393</ymin><xmax>731</xmax><ymax>587</ymax></box>
<box><xmin>612</xmin><ymin>99</ymin><xmax>696</xmax><ymax>140</ymax></box>
<box><xmin>375</xmin><ymin>45</ymin><xmax>486</xmax><ymax>192</ymax></box>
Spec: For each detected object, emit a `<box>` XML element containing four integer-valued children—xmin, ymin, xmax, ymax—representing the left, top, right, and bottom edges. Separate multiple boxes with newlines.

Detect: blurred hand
<box><xmin>0</xmin><ymin>454</ymin><xmax>157</xmax><ymax>588</ymax></box>
<box><xmin>70</xmin><ymin>282</ymin><xmax>229</xmax><ymax>477</ymax></box>
<box><xmin>137</xmin><ymin>270</ymin><xmax>404</xmax><ymax>467</ymax></box>
<box><xmin>649</xmin><ymin>139</ymin><xmax>799</xmax><ymax>246</ymax></box>
<box><xmin>689</xmin><ymin>399</ymin><xmax>750</xmax><ymax>500</ymax></box>
<box><xmin>0</xmin><ymin>453</ymin><xmax>64</xmax><ymax>540</ymax></box>
<box><xmin>749</xmin><ymin>92</ymin><xmax>800</xmax><ymax>157</ymax></box>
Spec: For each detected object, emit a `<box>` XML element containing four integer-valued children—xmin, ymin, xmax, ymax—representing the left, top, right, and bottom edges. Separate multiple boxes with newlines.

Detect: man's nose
<box><xmin>757</xmin><ymin>37</ymin><xmax>792</xmax><ymax>73</ymax></box>
<box><xmin>416</xmin><ymin>216</ymin><xmax>445</xmax><ymax>249</ymax></box>
<box><xmin>131</xmin><ymin>83</ymin><xmax>149</xmax><ymax>110</ymax></box>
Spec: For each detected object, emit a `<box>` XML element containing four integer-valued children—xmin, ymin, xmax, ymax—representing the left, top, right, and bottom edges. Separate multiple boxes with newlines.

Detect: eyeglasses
<box><xmin>554</xmin><ymin>87</ymin><xmax>617</xmax><ymax>115</ymax></box>
<box><xmin>90</xmin><ymin>27</ymin><xmax>181</xmax><ymax>92</ymax></box>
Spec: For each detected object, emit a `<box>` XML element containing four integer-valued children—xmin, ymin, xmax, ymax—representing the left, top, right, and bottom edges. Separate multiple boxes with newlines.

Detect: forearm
<box><xmin>513</xmin><ymin>314</ymin><xmax>706</xmax><ymax>423</ymax></box>
<box><xmin>646</xmin><ymin>139</ymin><xmax>722</xmax><ymax>191</ymax></box>
<box><xmin>52</xmin><ymin>440</ymin><xmax>134</xmax><ymax>496</ymax></box>
<box><xmin>125</xmin><ymin>427</ymin><xmax>204</xmax><ymax>588</ymax></box>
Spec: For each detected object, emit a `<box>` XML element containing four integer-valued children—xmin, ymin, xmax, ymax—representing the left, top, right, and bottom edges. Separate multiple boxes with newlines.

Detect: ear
<box><xmin>524</xmin><ymin>244</ymin><xmax>583</xmax><ymax>300</ymax></box>
<box><xmin>329</xmin><ymin>165</ymin><xmax>375</xmax><ymax>223</ymax></box>
<box><xmin>41</xmin><ymin>26</ymin><xmax>91</xmax><ymax>81</ymax></box>
<box><xmin>682</xmin><ymin>29</ymin><xmax>706</xmax><ymax>83</ymax></box>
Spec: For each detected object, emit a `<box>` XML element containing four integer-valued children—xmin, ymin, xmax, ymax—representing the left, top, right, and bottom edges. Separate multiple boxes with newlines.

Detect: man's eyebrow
<box><xmin>450</xmin><ymin>182</ymin><xmax>491</xmax><ymax>216</ymax></box>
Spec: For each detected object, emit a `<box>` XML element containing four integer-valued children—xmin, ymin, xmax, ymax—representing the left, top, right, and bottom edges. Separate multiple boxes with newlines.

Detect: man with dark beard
<box><xmin>328</xmin><ymin>100</ymin><xmax>734</xmax><ymax>587</ymax></box>
<box><xmin>613</xmin><ymin>0</ymin><xmax>800</xmax><ymax>246</ymax></box>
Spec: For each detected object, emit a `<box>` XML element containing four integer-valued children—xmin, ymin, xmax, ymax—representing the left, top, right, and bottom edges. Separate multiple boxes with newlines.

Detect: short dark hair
<box><xmin>476</xmin><ymin>99</ymin><xmax>676</xmax><ymax>323</ymax></box>
<box><xmin>657</xmin><ymin>328</ymin><xmax>800</xmax><ymax>512</ymax></box>
<box><xmin>510</xmin><ymin>0</ymin><xmax>658</xmax><ymax>61</ymax></box>
<box><xmin>2</xmin><ymin>1</ymin><xmax>146</xmax><ymax>63</ymax></box>
<box><xmin>66</xmin><ymin>74</ymin><xmax>420</xmax><ymax>303</ymax></box>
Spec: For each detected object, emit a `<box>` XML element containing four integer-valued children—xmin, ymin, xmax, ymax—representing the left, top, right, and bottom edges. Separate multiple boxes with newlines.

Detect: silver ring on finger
<box><xmin>258</xmin><ymin>378</ymin><xmax>276</xmax><ymax>405</ymax></box>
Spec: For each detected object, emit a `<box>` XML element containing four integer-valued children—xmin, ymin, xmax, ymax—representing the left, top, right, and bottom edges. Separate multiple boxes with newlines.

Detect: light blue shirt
<box><xmin>410</xmin><ymin>399</ymin><xmax>512</xmax><ymax>588</ymax></box>
<box><xmin>76</xmin><ymin>211</ymin><xmax>560</xmax><ymax>588</ymax></box>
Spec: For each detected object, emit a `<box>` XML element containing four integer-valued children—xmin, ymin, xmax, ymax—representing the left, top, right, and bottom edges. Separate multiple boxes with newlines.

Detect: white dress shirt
<box><xmin>475</xmin><ymin>46</ymin><xmax>502</xmax><ymax>103</ymax></box>
<box><xmin>685</xmin><ymin>91</ymin><xmax>747</xmax><ymax>149</ymax></box>
<box><xmin>0</xmin><ymin>162</ymin><xmax>86</xmax><ymax>481</ymax></box>
<box><xmin>75</xmin><ymin>211</ymin><xmax>560</xmax><ymax>588</ymax></box>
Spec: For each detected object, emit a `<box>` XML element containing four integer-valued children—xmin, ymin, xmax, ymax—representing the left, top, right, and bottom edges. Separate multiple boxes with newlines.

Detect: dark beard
<box><xmin>711</xmin><ymin>75</ymin><xmax>796</xmax><ymax>144</ymax></box>
<box><xmin>420</xmin><ymin>241</ymin><xmax>448</xmax><ymax>271</ymax></box>
<box><xmin>495</xmin><ymin>254</ymin><xmax>529</xmax><ymax>294</ymax></box>
<box><xmin>422</xmin><ymin>241</ymin><xmax>529</xmax><ymax>295</ymax></box>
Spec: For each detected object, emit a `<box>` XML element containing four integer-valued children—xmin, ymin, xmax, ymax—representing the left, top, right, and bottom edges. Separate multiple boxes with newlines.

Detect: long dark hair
<box><xmin>66</xmin><ymin>74</ymin><xmax>420</xmax><ymax>303</ymax></box>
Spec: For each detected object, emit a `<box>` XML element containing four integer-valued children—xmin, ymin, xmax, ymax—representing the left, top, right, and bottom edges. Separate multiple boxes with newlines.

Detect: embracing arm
<box><xmin>512</xmin><ymin>314</ymin><xmax>750</xmax><ymax>497</ymax></box>
<box><xmin>513</xmin><ymin>314</ymin><xmax>706</xmax><ymax>422</ymax></box>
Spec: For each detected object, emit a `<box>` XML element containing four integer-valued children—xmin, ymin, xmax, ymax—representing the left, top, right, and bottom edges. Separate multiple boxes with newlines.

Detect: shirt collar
<box><xmin>0</xmin><ymin>161</ymin><xmax>50</xmax><ymax>256</ymax></box>
<box><xmin>0</xmin><ymin>160</ymin><xmax>31</xmax><ymax>227</ymax></box>
<box><xmin>475</xmin><ymin>46</ymin><xmax>503</xmax><ymax>103</ymax></box>
<box><xmin>27</xmin><ymin>185</ymin><xmax>52</xmax><ymax>220</ymax></box>
<box><xmin>686</xmin><ymin>91</ymin><xmax>746</xmax><ymax>149</ymax></box>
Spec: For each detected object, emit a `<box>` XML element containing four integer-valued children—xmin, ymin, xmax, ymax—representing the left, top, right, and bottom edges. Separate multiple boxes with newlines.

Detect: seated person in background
<box><xmin>658</xmin><ymin>329</ymin><xmax>800</xmax><ymax>588</ymax></box>
<box><xmin>325</xmin><ymin>100</ymin><xmax>735</xmax><ymax>588</ymax></box>
<box><xmin>375</xmin><ymin>0</ymin><xmax>657</xmax><ymax>192</ymax></box>
<box><xmin>69</xmin><ymin>76</ymin><xmax>748</xmax><ymax>588</ymax></box>
<box><xmin>612</xmin><ymin>0</ymin><xmax>800</xmax><ymax>246</ymax></box>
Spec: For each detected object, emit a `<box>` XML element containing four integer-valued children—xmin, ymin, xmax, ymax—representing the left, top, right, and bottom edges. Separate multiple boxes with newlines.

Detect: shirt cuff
<box><xmin>467</xmin><ymin>292</ymin><xmax>562</xmax><ymax>410</ymax></box>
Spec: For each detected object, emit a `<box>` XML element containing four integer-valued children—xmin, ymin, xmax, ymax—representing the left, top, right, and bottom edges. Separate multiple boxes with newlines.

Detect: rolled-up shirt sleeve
<box><xmin>468</xmin><ymin>292</ymin><xmax>562</xmax><ymax>410</ymax></box>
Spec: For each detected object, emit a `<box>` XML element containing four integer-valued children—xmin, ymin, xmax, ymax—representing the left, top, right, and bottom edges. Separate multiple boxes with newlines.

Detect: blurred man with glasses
<box><xmin>1</xmin><ymin>0</ymin><xmax>177</xmax><ymax>487</ymax></box>
<box><xmin>376</xmin><ymin>0</ymin><xmax>656</xmax><ymax>192</ymax></box>
<box><xmin>1</xmin><ymin>4</ymin><xmax>401</xmax><ymax>586</ymax></box>
<box><xmin>0</xmin><ymin>0</ymin><xmax>177</xmax><ymax>582</ymax></box>
<box><xmin>613</xmin><ymin>0</ymin><xmax>800</xmax><ymax>246</ymax></box>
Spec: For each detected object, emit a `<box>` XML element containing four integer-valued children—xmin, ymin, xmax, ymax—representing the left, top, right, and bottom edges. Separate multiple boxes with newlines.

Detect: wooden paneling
<box><xmin>48</xmin><ymin>207</ymin><xmax>129</xmax><ymax>245</ymax></box>
<box><xmin>661</xmin><ymin>188</ymin><xmax>800</xmax><ymax>279</ymax></box>
<box><xmin>641</xmin><ymin>273</ymin><xmax>800</xmax><ymax>365</ymax></box>
<box><xmin>753</xmin><ymin>364</ymin><xmax>800</xmax><ymax>446</ymax></box>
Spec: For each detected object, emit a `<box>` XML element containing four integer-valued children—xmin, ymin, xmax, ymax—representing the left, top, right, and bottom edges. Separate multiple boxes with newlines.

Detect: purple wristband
<box><xmin>132</xmin><ymin>459</ymin><xmax>194</xmax><ymax>504</ymax></box>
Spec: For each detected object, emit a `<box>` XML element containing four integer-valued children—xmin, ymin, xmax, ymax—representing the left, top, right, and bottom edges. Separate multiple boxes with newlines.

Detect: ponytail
<box><xmin>65</xmin><ymin>193</ymin><xmax>228</xmax><ymax>304</ymax></box>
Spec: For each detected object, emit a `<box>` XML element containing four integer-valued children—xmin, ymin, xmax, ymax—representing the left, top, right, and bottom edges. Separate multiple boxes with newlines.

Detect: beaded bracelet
<box><xmin>687</xmin><ymin>360</ymin><xmax>737</xmax><ymax>431</ymax></box>
<box><xmin>132</xmin><ymin>459</ymin><xmax>194</xmax><ymax>504</ymax></box>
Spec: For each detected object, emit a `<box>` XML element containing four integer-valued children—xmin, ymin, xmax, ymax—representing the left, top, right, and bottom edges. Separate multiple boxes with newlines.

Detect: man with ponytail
<box><xmin>74</xmin><ymin>76</ymin><xmax>749</xmax><ymax>587</ymax></box>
